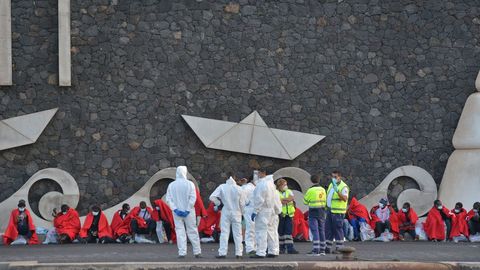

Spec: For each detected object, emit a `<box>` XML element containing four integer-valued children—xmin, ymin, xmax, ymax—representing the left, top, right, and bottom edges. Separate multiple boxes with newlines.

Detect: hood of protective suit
<box><xmin>226</xmin><ymin>177</ymin><xmax>236</xmax><ymax>185</ymax></box>
<box><xmin>176</xmin><ymin>166</ymin><xmax>188</xmax><ymax>181</ymax></box>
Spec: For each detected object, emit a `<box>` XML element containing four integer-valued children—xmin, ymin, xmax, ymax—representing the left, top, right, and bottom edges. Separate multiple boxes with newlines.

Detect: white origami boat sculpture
<box><xmin>182</xmin><ymin>111</ymin><xmax>325</xmax><ymax>160</ymax></box>
<box><xmin>0</xmin><ymin>108</ymin><xmax>58</xmax><ymax>151</ymax></box>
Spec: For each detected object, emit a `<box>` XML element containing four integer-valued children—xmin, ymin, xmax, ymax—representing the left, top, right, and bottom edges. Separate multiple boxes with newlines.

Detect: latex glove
<box><xmin>184</xmin><ymin>211</ymin><xmax>190</xmax><ymax>217</ymax></box>
<box><xmin>174</xmin><ymin>209</ymin><xmax>182</xmax><ymax>217</ymax></box>
<box><xmin>251</xmin><ymin>213</ymin><xmax>257</xmax><ymax>221</ymax></box>
<box><xmin>214</xmin><ymin>205</ymin><xmax>220</xmax><ymax>212</ymax></box>
<box><xmin>332</xmin><ymin>180</ymin><xmax>339</xmax><ymax>192</ymax></box>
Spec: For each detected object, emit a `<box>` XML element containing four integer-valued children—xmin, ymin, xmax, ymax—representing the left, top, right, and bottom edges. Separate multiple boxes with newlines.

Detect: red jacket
<box><xmin>450</xmin><ymin>208</ymin><xmax>469</xmax><ymax>238</ymax></box>
<box><xmin>424</xmin><ymin>206</ymin><xmax>454</xmax><ymax>240</ymax></box>
<box><xmin>3</xmin><ymin>209</ymin><xmax>39</xmax><ymax>245</ymax></box>
<box><xmin>397</xmin><ymin>208</ymin><xmax>418</xmax><ymax>231</ymax></box>
<box><xmin>292</xmin><ymin>208</ymin><xmax>309</xmax><ymax>241</ymax></box>
<box><xmin>130</xmin><ymin>206</ymin><xmax>154</xmax><ymax>229</ymax></box>
<box><xmin>198</xmin><ymin>202</ymin><xmax>220</xmax><ymax>236</ymax></box>
<box><xmin>54</xmin><ymin>208</ymin><xmax>81</xmax><ymax>240</ymax></box>
<box><xmin>79</xmin><ymin>212</ymin><xmax>113</xmax><ymax>239</ymax></box>
<box><xmin>110</xmin><ymin>210</ymin><xmax>132</xmax><ymax>238</ymax></box>
<box><xmin>194</xmin><ymin>188</ymin><xmax>207</xmax><ymax>217</ymax></box>
<box><xmin>151</xmin><ymin>199</ymin><xmax>176</xmax><ymax>242</ymax></box>
<box><xmin>370</xmin><ymin>205</ymin><xmax>399</xmax><ymax>238</ymax></box>
<box><xmin>347</xmin><ymin>197</ymin><xmax>370</xmax><ymax>222</ymax></box>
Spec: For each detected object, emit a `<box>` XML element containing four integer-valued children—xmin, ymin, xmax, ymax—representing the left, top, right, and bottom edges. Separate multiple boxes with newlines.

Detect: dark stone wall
<box><xmin>1</xmin><ymin>0</ymin><xmax>479</xmax><ymax>214</ymax></box>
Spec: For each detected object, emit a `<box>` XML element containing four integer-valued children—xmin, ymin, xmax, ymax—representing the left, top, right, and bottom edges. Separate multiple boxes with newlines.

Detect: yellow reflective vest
<box><xmin>279</xmin><ymin>189</ymin><xmax>295</xmax><ymax>217</ymax></box>
<box><xmin>327</xmin><ymin>180</ymin><xmax>349</xmax><ymax>214</ymax></box>
<box><xmin>303</xmin><ymin>185</ymin><xmax>326</xmax><ymax>208</ymax></box>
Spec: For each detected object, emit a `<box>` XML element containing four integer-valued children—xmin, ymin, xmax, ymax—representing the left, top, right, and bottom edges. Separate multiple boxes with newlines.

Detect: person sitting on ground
<box><xmin>3</xmin><ymin>199</ymin><xmax>39</xmax><ymax>245</ymax></box>
<box><xmin>198</xmin><ymin>202</ymin><xmax>221</xmax><ymax>242</ymax></box>
<box><xmin>130</xmin><ymin>201</ymin><xmax>157</xmax><ymax>241</ymax></box>
<box><xmin>424</xmin><ymin>199</ymin><xmax>454</xmax><ymax>241</ymax></box>
<box><xmin>79</xmin><ymin>205</ymin><xmax>113</xmax><ymax>244</ymax></box>
<box><xmin>450</xmin><ymin>202</ymin><xmax>470</xmax><ymax>240</ymax></box>
<box><xmin>347</xmin><ymin>197</ymin><xmax>370</xmax><ymax>241</ymax></box>
<box><xmin>370</xmin><ymin>198</ymin><xmax>399</xmax><ymax>238</ymax></box>
<box><xmin>467</xmin><ymin>202</ymin><xmax>480</xmax><ymax>237</ymax></box>
<box><xmin>152</xmin><ymin>198</ymin><xmax>176</xmax><ymax>243</ymax></box>
<box><xmin>111</xmin><ymin>203</ymin><xmax>133</xmax><ymax>243</ymax></box>
<box><xmin>53</xmin><ymin>204</ymin><xmax>81</xmax><ymax>244</ymax></box>
<box><xmin>397</xmin><ymin>202</ymin><xmax>418</xmax><ymax>241</ymax></box>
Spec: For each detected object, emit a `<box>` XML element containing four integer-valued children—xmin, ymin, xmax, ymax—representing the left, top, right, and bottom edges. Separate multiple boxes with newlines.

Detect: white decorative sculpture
<box><xmin>0</xmin><ymin>0</ymin><xmax>12</xmax><ymax>85</ymax></box>
<box><xmin>58</xmin><ymin>0</ymin><xmax>71</xmax><ymax>86</ymax></box>
<box><xmin>438</xmin><ymin>70</ymin><xmax>480</xmax><ymax>209</ymax></box>
<box><xmin>182</xmin><ymin>111</ymin><xmax>325</xmax><ymax>160</ymax></box>
<box><xmin>0</xmin><ymin>108</ymin><xmax>58</xmax><ymax>151</ymax></box>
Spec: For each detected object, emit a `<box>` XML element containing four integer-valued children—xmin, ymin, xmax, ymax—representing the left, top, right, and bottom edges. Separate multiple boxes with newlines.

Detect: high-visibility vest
<box><xmin>327</xmin><ymin>180</ymin><xmax>349</xmax><ymax>214</ymax></box>
<box><xmin>279</xmin><ymin>189</ymin><xmax>295</xmax><ymax>217</ymax></box>
<box><xmin>303</xmin><ymin>185</ymin><xmax>326</xmax><ymax>208</ymax></box>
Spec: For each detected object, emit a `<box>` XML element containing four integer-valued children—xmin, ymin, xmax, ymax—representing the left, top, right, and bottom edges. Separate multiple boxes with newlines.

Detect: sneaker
<box><xmin>319</xmin><ymin>252</ymin><xmax>326</xmax><ymax>256</ymax></box>
<box><xmin>236</xmin><ymin>255</ymin><xmax>243</xmax><ymax>259</ymax></box>
<box><xmin>287</xmin><ymin>250</ymin><xmax>299</xmax><ymax>254</ymax></box>
<box><xmin>195</xmin><ymin>254</ymin><xmax>202</xmax><ymax>258</ymax></box>
<box><xmin>248</xmin><ymin>251</ymin><xmax>256</xmax><ymax>255</ymax></box>
<box><xmin>215</xmin><ymin>255</ymin><xmax>226</xmax><ymax>259</ymax></box>
<box><xmin>250</xmin><ymin>254</ymin><xmax>265</xmax><ymax>259</ymax></box>
<box><xmin>266</xmin><ymin>254</ymin><xmax>277</xmax><ymax>258</ymax></box>
<box><xmin>279</xmin><ymin>250</ymin><xmax>286</xmax><ymax>254</ymax></box>
<box><xmin>307</xmin><ymin>251</ymin><xmax>320</xmax><ymax>257</ymax></box>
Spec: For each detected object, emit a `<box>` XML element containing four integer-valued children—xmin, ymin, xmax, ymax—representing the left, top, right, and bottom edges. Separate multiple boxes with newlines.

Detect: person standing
<box><xmin>325</xmin><ymin>171</ymin><xmax>349</xmax><ymax>253</ymax></box>
<box><xmin>166</xmin><ymin>166</ymin><xmax>202</xmax><ymax>258</ymax></box>
<box><xmin>242</xmin><ymin>176</ymin><xmax>257</xmax><ymax>255</ymax></box>
<box><xmin>276</xmin><ymin>178</ymin><xmax>299</xmax><ymax>254</ymax></box>
<box><xmin>210</xmin><ymin>173</ymin><xmax>245</xmax><ymax>259</ymax></box>
<box><xmin>303</xmin><ymin>175</ymin><xmax>327</xmax><ymax>255</ymax></box>
<box><xmin>250</xmin><ymin>169</ymin><xmax>282</xmax><ymax>258</ymax></box>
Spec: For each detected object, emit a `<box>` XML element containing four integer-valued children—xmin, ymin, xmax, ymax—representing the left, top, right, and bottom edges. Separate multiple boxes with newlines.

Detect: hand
<box><xmin>184</xmin><ymin>211</ymin><xmax>190</xmax><ymax>217</ymax></box>
<box><xmin>251</xmin><ymin>213</ymin><xmax>257</xmax><ymax>221</ymax></box>
<box><xmin>174</xmin><ymin>209</ymin><xmax>182</xmax><ymax>217</ymax></box>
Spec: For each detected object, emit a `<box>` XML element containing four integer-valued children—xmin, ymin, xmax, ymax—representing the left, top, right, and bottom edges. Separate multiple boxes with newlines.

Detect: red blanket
<box><xmin>370</xmin><ymin>205</ymin><xmax>399</xmax><ymax>238</ymax></box>
<box><xmin>423</xmin><ymin>206</ymin><xmax>453</xmax><ymax>240</ymax></box>
<box><xmin>397</xmin><ymin>208</ymin><xmax>418</xmax><ymax>231</ymax></box>
<box><xmin>347</xmin><ymin>197</ymin><xmax>370</xmax><ymax>222</ymax></box>
<box><xmin>3</xmin><ymin>209</ymin><xmax>39</xmax><ymax>245</ymax></box>
<box><xmin>198</xmin><ymin>202</ymin><xmax>220</xmax><ymax>236</ymax></box>
<box><xmin>54</xmin><ymin>208</ymin><xmax>81</xmax><ymax>240</ymax></box>
<box><xmin>466</xmin><ymin>209</ymin><xmax>479</xmax><ymax>221</ymax></box>
<box><xmin>110</xmin><ymin>210</ymin><xmax>132</xmax><ymax>238</ymax></box>
<box><xmin>152</xmin><ymin>199</ymin><xmax>176</xmax><ymax>242</ymax></box>
<box><xmin>292</xmin><ymin>208</ymin><xmax>309</xmax><ymax>241</ymax></box>
<box><xmin>130</xmin><ymin>206</ymin><xmax>154</xmax><ymax>229</ymax></box>
<box><xmin>79</xmin><ymin>212</ymin><xmax>113</xmax><ymax>239</ymax></box>
<box><xmin>195</xmin><ymin>188</ymin><xmax>207</xmax><ymax>217</ymax></box>
<box><xmin>450</xmin><ymin>209</ymin><xmax>469</xmax><ymax>238</ymax></box>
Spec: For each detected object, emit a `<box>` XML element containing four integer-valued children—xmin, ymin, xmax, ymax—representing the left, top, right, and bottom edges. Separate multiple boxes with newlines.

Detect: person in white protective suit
<box><xmin>209</xmin><ymin>173</ymin><xmax>246</xmax><ymax>259</ymax></box>
<box><xmin>250</xmin><ymin>169</ymin><xmax>282</xmax><ymax>258</ymax></box>
<box><xmin>166</xmin><ymin>166</ymin><xmax>202</xmax><ymax>258</ymax></box>
<box><xmin>242</xmin><ymin>177</ymin><xmax>257</xmax><ymax>255</ymax></box>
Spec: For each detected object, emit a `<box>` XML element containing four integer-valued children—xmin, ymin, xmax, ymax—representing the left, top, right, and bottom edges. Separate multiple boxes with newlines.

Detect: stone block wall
<box><xmin>1</xmin><ymin>0</ymin><xmax>479</xmax><ymax>214</ymax></box>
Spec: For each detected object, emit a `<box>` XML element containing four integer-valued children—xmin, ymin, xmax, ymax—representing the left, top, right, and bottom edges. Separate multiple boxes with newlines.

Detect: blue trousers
<box><xmin>308</xmin><ymin>208</ymin><xmax>326</xmax><ymax>253</ymax></box>
<box><xmin>349</xmin><ymin>217</ymin><xmax>366</xmax><ymax>240</ymax></box>
<box><xmin>278</xmin><ymin>215</ymin><xmax>296</xmax><ymax>252</ymax></box>
<box><xmin>325</xmin><ymin>210</ymin><xmax>345</xmax><ymax>251</ymax></box>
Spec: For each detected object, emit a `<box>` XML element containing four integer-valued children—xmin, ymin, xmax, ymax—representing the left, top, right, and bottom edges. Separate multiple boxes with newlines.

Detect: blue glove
<box><xmin>332</xmin><ymin>179</ymin><xmax>339</xmax><ymax>192</ymax></box>
<box><xmin>251</xmin><ymin>213</ymin><xmax>257</xmax><ymax>221</ymax></box>
<box><xmin>174</xmin><ymin>209</ymin><xmax>182</xmax><ymax>217</ymax></box>
<box><xmin>184</xmin><ymin>211</ymin><xmax>190</xmax><ymax>217</ymax></box>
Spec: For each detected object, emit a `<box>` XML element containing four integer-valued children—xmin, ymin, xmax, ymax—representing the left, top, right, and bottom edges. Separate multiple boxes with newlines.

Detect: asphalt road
<box><xmin>0</xmin><ymin>242</ymin><xmax>479</xmax><ymax>263</ymax></box>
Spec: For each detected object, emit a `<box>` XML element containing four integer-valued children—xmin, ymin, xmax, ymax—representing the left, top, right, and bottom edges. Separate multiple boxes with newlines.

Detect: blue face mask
<box><xmin>331</xmin><ymin>178</ymin><xmax>336</xmax><ymax>182</ymax></box>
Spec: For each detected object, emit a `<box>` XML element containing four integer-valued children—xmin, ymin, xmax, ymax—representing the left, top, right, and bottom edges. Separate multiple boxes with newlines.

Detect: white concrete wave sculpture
<box><xmin>0</xmin><ymin>168</ymin><xmax>79</xmax><ymax>233</ymax></box>
<box><xmin>358</xmin><ymin>166</ymin><xmax>437</xmax><ymax>217</ymax></box>
<box><xmin>0</xmin><ymin>108</ymin><xmax>58</xmax><ymax>151</ymax></box>
<box><xmin>439</xmin><ymin>71</ymin><xmax>480</xmax><ymax>209</ymax></box>
<box><xmin>182</xmin><ymin>111</ymin><xmax>325</xmax><ymax>160</ymax></box>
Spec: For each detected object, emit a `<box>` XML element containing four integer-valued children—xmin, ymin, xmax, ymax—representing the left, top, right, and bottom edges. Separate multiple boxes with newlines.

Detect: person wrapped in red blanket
<box><xmin>450</xmin><ymin>202</ymin><xmax>469</xmax><ymax>240</ymax></box>
<box><xmin>198</xmin><ymin>202</ymin><xmax>221</xmax><ymax>242</ymax></box>
<box><xmin>152</xmin><ymin>199</ymin><xmax>176</xmax><ymax>243</ymax></box>
<box><xmin>79</xmin><ymin>205</ymin><xmax>113</xmax><ymax>244</ymax></box>
<box><xmin>397</xmin><ymin>202</ymin><xmax>418</xmax><ymax>240</ymax></box>
<box><xmin>292</xmin><ymin>207</ymin><xmax>309</xmax><ymax>241</ymax></box>
<box><xmin>3</xmin><ymin>199</ymin><xmax>39</xmax><ymax>245</ymax></box>
<box><xmin>467</xmin><ymin>202</ymin><xmax>480</xmax><ymax>236</ymax></box>
<box><xmin>53</xmin><ymin>204</ymin><xmax>81</xmax><ymax>243</ymax></box>
<box><xmin>369</xmin><ymin>198</ymin><xmax>399</xmax><ymax>239</ymax></box>
<box><xmin>195</xmin><ymin>188</ymin><xmax>208</xmax><ymax>220</ymax></box>
<box><xmin>130</xmin><ymin>201</ymin><xmax>157</xmax><ymax>240</ymax></box>
<box><xmin>424</xmin><ymin>200</ymin><xmax>454</xmax><ymax>241</ymax></box>
<box><xmin>347</xmin><ymin>197</ymin><xmax>370</xmax><ymax>241</ymax></box>
<box><xmin>111</xmin><ymin>203</ymin><xmax>132</xmax><ymax>243</ymax></box>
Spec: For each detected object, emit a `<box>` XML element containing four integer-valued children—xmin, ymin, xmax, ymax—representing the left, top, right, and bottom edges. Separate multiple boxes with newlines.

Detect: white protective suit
<box><xmin>253</xmin><ymin>175</ymin><xmax>282</xmax><ymax>257</ymax></box>
<box><xmin>166</xmin><ymin>166</ymin><xmax>202</xmax><ymax>256</ymax></box>
<box><xmin>242</xmin><ymin>182</ymin><xmax>256</xmax><ymax>253</ymax></box>
<box><xmin>209</xmin><ymin>177</ymin><xmax>246</xmax><ymax>256</ymax></box>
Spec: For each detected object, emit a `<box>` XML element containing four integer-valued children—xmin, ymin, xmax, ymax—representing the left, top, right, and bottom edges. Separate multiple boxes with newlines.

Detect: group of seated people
<box><xmin>347</xmin><ymin>197</ymin><xmax>480</xmax><ymax>242</ymax></box>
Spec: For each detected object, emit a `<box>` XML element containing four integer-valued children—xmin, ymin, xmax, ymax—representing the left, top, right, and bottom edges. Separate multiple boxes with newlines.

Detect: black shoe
<box><xmin>195</xmin><ymin>254</ymin><xmax>202</xmax><ymax>258</ymax></box>
<box><xmin>215</xmin><ymin>255</ymin><xmax>226</xmax><ymax>259</ymax></box>
<box><xmin>287</xmin><ymin>250</ymin><xmax>299</xmax><ymax>254</ymax></box>
<box><xmin>250</xmin><ymin>254</ymin><xmax>265</xmax><ymax>259</ymax></box>
<box><xmin>236</xmin><ymin>255</ymin><xmax>243</xmax><ymax>259</ymax></box>
<box><xmin>325</xmin><ymin>248</ymin><xmax>332</xmax><ymax>254</ymax></box>
<box><xmin>279</xmin><ymin>250</ymin><xmax>286</xmax><ymax>254</ymax></box>
<box><xmin>266</xmin><ymin>254</ymin><xmax>278</xmax><ymax>258</ymax></box>
<box><xmin>248</xmin><ymin>251</ymin><xmax>256</xmax><ymax>255</ymax></box>
<box><xmin>178</xmin><ymin>255</ymin><xmax>185</xmax><ymax>259</ymax></box>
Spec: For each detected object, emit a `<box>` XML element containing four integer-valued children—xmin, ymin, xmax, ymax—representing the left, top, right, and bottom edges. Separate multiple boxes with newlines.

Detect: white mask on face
<box><xmin>62</xmin><ymin>211</ymin><xmax>67</xmax><ymax>215</ymax></box>
<box><xmin>437</xmin><ymin>205</ymin><xmax>443</xmax><ymax>210</ymax></box>
<box><xmin>454</xmin><ymin>209</ymin><xmax>460</xmax><ymax>213</ymax></box>
<box><xmin>282</xmin><ymin>185</ymin><xmax>288</xmax><ymax>191</ymax></box>
<box><xmin>474</xmin><ymin>209</ymin><xmax>479</xmax><ymax>213</ymax></box>
<box><xmin>379</xmin><ymin>203</ymin><xmax>385</xmax><ymax>209</ymax></box>
<box><xmin>92</xmin><ymin>211</ymin><xmax>99</xmax><ymax>216</ymax></box>
<box><xmin>18</xmin><ymin>207</ymin><xmax>25</xmax><ymax>212</ymax></box>
<box><xmin>402</xmin><ymin>208</ymin><xmax>408</xmax><ymax>213</ymax></box>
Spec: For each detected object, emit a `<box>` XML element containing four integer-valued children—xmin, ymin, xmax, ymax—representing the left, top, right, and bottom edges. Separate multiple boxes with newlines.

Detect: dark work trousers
<box><xmin>308</xmin><ymin>208</ymin><xmax>326</xmax><ymax>253</ymax></box>
<box><xmin>131</xmin><ymin>219</ymin><xmax>156</xmax><ymax>235</ymax></box>
<box><xmin>375</xmin><ymin>220</ymin><xmax>391</xmax><ymax>236</ymax></box>
<box><xmin>278</xmin><ymin>215</ymin><xmax>296</xmax><ymax>252</ymax></box>
<box><xmin>325</xmin><ymin>210</ymin><xmax>345</xmax><ymax>252</ymax></box>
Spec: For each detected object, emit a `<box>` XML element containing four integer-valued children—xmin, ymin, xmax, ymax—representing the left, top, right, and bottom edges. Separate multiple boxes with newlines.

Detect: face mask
<box><xmin>331</xmin><ymin>178</ymin><xmax>336</xmax><ymax>182</ymax></box>
<box><xmin>92</xmin><ymin>211</ymin><xmax>99</xmax><ymax>216</ymax></box>
<box><xmin>454</xmin><ymin>209</ymin><xmax>460</xmax><ymax>213</ymax></box>
<box><xmin>18</xmin><ymin>207</ymin><xmax>25</xmax><ymax>212</ymax></box>
<box><xmin>474</xmin><ymin>209</ymin><xmax>479</xmax><ymax>213</ymax></box>
<box><xmin>62</xmin><ymin>211</ymin><xmax>67</xmax><ymax>215</ymax></box>
<box><xmin>402</xmin><ymin>208</ymin><xmax>408</xmax><ymax>213</ymax></box>
<box><xmin>282</xmin><ymin>185</ymin><xmax>288</xmax><ymax>191</ymax></box>
<box><xmin>379</xmin><ymin>203</ymin><xmax>385</xmax><ymax>209</ymax></box>
<box><xmin>437</xmin><ymin>205</ymin><xmax>443</xmax><ymax>210</ymax></box>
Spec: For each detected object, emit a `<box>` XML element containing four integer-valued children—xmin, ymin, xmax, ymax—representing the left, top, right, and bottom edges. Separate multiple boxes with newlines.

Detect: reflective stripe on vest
<box><xmin>327</xmin><ymin>181</ymin><xmax>348</xmax><ymax>214</ymax></box>
<box><xmin>279</xmin><ymin>189</ymin><xmax>295</xmax><ymax>217</ymax></box>
<box><xmin>303</xmin><ymin>186</ymin><xmax>326</xmax><ymax>208</ymax></box>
